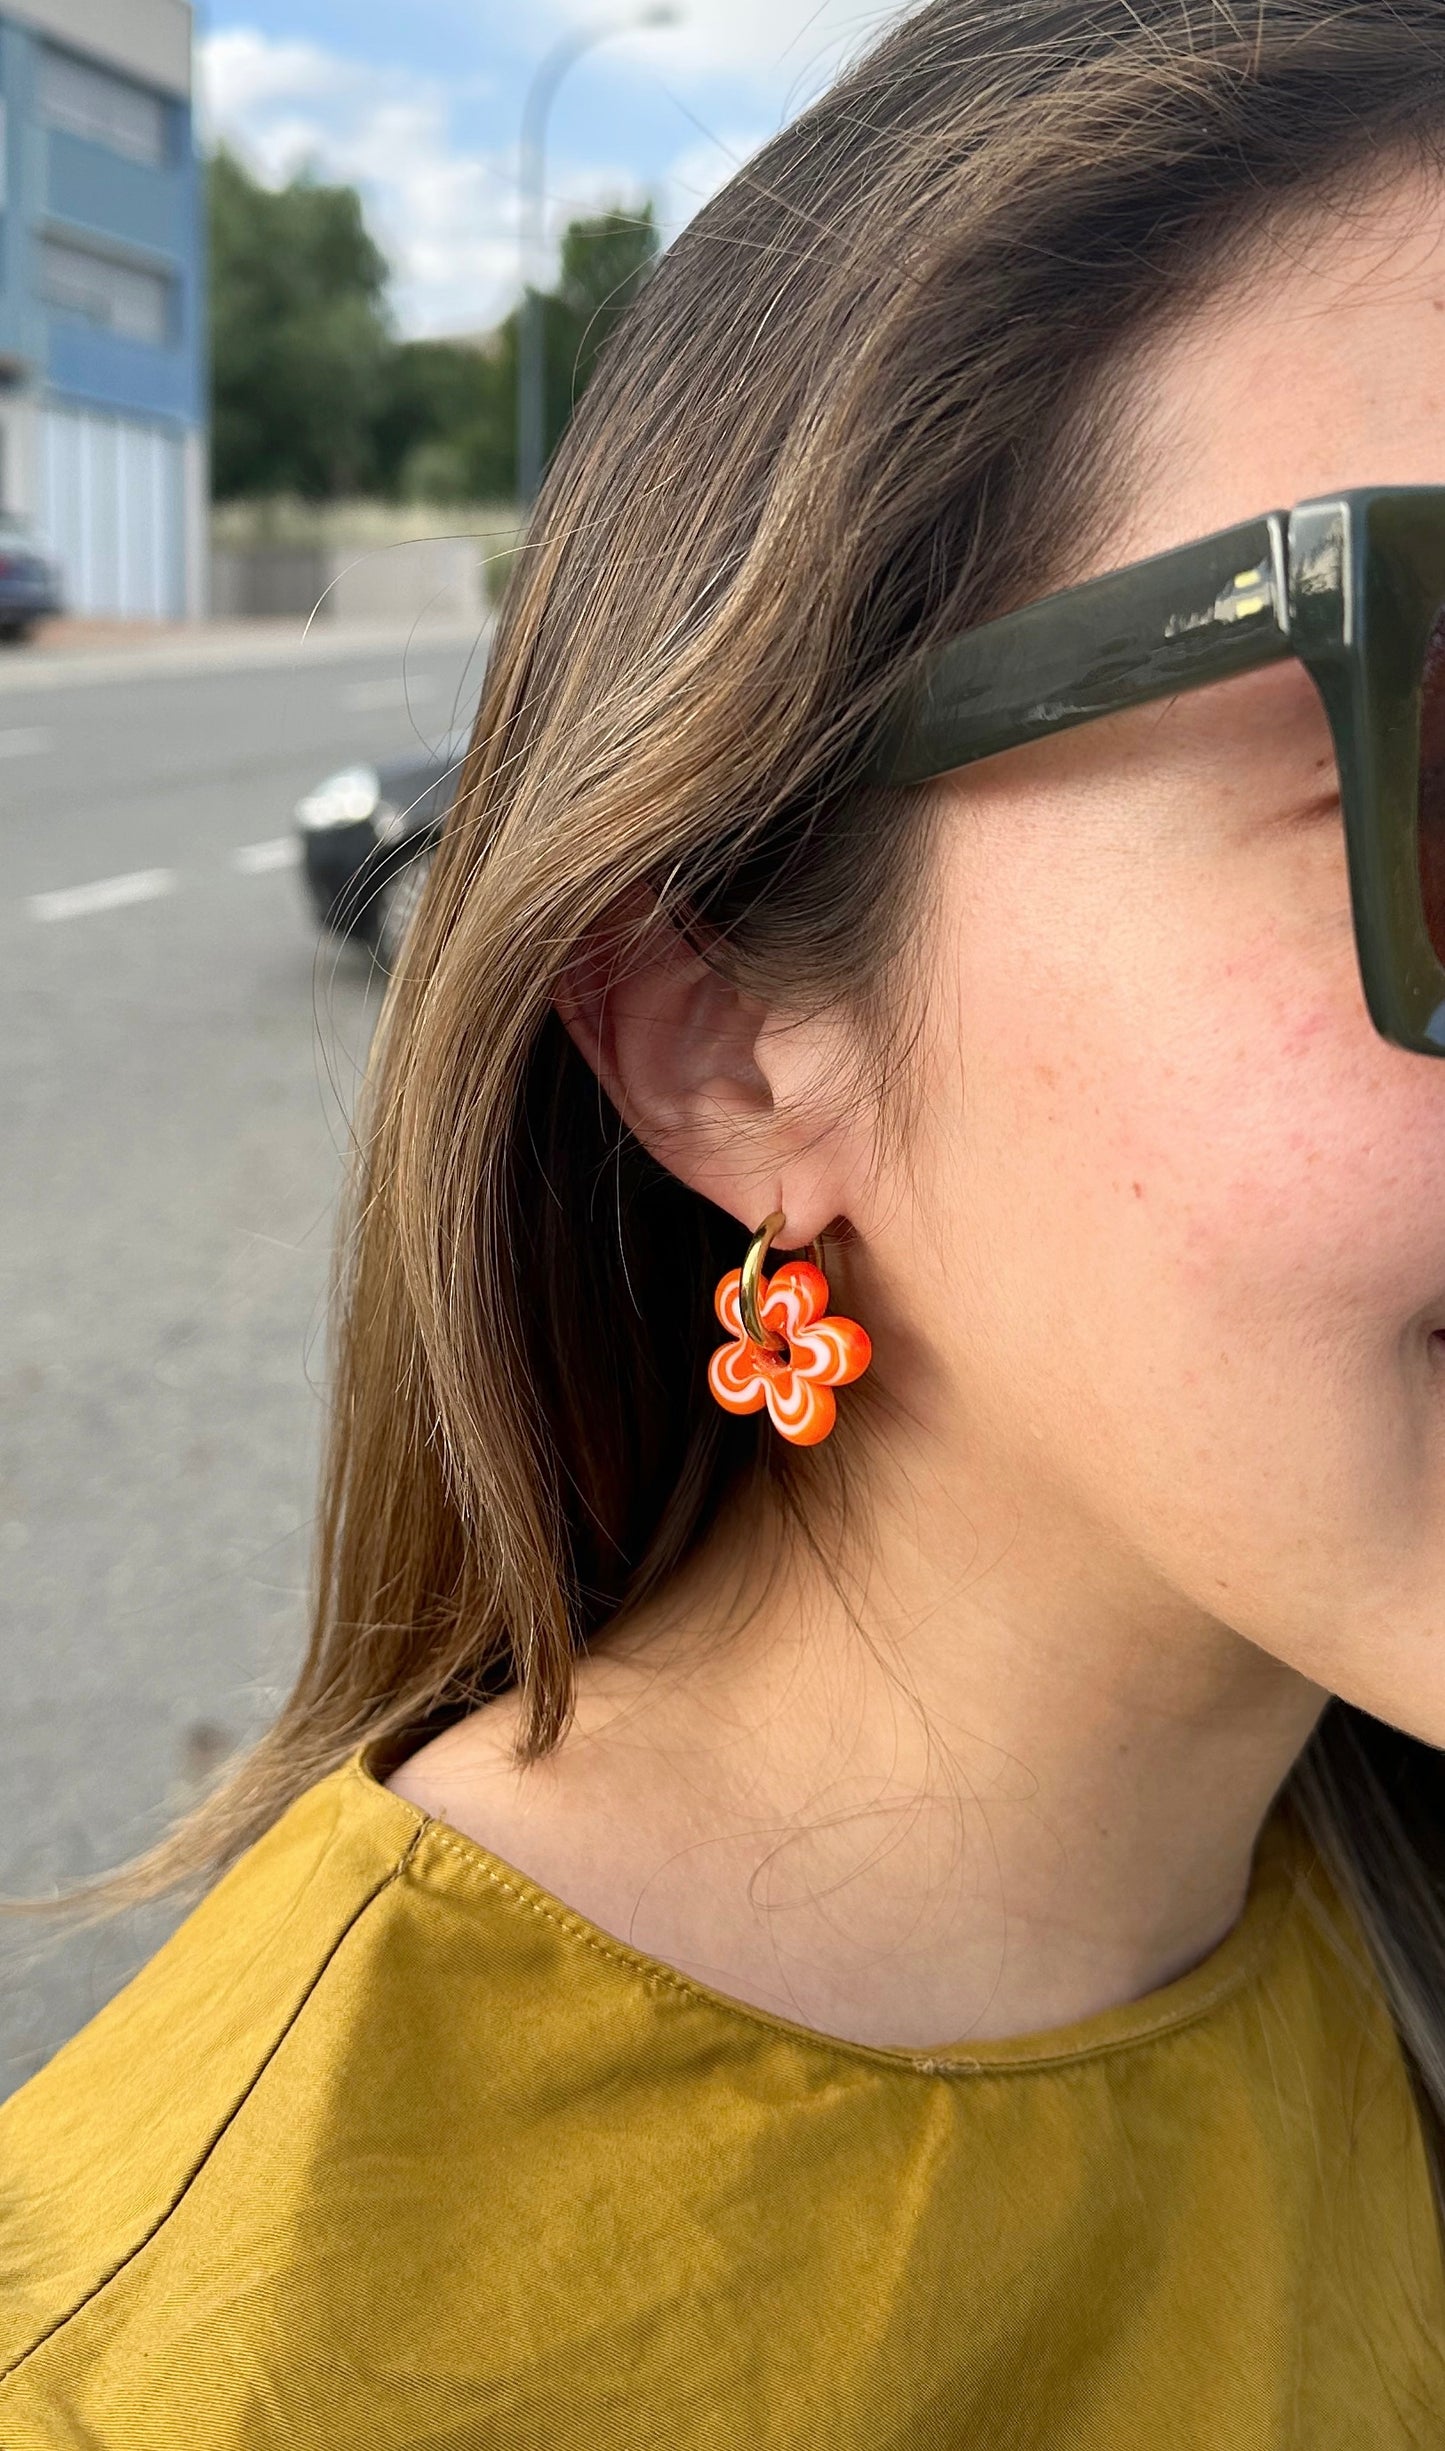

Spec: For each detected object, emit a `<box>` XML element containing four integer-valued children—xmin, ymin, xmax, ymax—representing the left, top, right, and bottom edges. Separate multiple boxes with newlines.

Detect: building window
<box><xmin>40</xmin><ymin>238</ymin><xmax>172</xmax><ymax>346</ymax></box>
<box><xmin>38</xmin><ymin>47</ymin><xmax>169</xmax><ymax>168</ymax></box>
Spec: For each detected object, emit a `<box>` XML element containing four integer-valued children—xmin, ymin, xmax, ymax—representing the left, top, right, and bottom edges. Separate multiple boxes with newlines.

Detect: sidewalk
<box><xmin>0</xmin><ymin>615</ymin><xmax>490</xmax><ymax>694</ymax></box>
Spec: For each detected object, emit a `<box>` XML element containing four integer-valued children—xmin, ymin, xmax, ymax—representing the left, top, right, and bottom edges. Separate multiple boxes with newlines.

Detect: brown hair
<box><xmin>56</xmin><ymin>0</ymin><xmax>1445</xmax><ymax>2188</ymax></box>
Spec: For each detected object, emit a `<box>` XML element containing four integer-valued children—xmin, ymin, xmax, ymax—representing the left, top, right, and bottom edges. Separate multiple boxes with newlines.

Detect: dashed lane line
<box><xmin>24</xmin><ymin>838</ymin><xmax>304</xmax><ymax>920</ymax></box>
<box><xmin>28</xmin><ymin>868</ymin><xmax>178</xmax><ymax>923</ymax></box>
<box><xmin>231</xmin><ymin>837</ymin><xmax>300</xmax><ymax>874</ymax></box>
<box><xmin>0</xmin><ymin>727</ymin><xmax>53</xmax><ymax>760</ymax></box>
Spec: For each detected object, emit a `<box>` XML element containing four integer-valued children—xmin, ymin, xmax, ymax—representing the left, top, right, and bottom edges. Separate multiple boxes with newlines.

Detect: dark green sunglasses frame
<box><xmin>872</xmin><ymin>486</ymin><xmax>1445</xmax><ymax>1059</ymax></box>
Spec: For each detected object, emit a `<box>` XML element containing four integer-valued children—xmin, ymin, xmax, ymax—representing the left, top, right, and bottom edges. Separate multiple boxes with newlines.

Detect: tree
<box><xmin>208</xmin><ymin>157</ymin><xmax>661</xmax><ymax>503</ymax></box>
<box><xmin>369</xmin><ymin>338</ymin><xmax>515</xmax><ymax>504</ymax></box>
<box><xmin>209</xmin><ymin>149</ymin><xmax>392</xmax><ymax>500</ymax></box>
<box><xmin>368</xmin><ymin>206</ymin><xmax>661</xmax><ymax>504</ymax></box>
<box><xmin>555</xmin><ymin>205</ymin><xmax>660</xmax><ymax>400</ymax></box>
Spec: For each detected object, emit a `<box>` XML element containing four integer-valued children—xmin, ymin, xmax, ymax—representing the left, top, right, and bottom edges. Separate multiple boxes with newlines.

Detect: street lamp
<box><xmin>516</xmin><ymin>7</ymin><xmax>682</xmax><ymax>509</ymax></box>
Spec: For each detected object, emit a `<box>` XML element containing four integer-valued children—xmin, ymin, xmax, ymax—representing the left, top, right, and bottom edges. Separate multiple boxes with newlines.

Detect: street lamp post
<box><xmin>516</xmin><ymin>7</ymin><xmax>680</xmax><ymax>510</ymax></box>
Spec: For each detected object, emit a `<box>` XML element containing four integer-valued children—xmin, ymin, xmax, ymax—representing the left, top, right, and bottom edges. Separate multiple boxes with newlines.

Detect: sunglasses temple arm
<box><xmin>874</xmin><ymin>513</ymin><xmax>1291</xmax><ymax>787</ymax></box>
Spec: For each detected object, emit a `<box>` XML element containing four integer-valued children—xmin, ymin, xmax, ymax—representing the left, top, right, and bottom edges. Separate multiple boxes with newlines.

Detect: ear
<box><xmin>553</xmin><ymin>894</ymin><xmax>859</xmax><ymax>1245</ymax></box>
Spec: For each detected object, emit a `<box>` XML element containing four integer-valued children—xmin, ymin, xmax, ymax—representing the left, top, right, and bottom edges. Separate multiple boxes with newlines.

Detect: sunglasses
<box><xmin>872</xmin><ymin>486</ymin><xmax>1445</xmax><ymax>1059</ymax></box>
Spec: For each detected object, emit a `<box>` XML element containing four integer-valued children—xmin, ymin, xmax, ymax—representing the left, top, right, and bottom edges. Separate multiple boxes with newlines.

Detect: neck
<box><xmin>599</xmin><ymin>1426</ymin><xmax>1326</xmax><ymax>2046</ymax></box>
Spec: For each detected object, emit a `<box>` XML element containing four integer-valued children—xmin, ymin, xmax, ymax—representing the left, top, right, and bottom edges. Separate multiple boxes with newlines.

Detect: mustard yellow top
<box><xmin>2</xmin><ymin>1751</ymin><xmax>1443</xmax><ymax>2449</ymax></box>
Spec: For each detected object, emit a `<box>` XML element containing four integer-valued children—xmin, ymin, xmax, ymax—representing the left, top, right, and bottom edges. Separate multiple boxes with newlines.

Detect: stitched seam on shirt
<box><xmin>421</xmin><ymin>1825</ymin><xmax>1296</xmax><ymax>2077</ymax></box>
<box><xmin>0</xmin><ymin>1823</ymin><xmax>427</xmax><ymax>2388</ymax></box>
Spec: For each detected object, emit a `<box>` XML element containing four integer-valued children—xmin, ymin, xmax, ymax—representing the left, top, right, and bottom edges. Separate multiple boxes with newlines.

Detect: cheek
<box><xmin>999</xmin><ymin>1016</ymin><xmax>1445</xmax><ymax>1721</ymax></box>
<box><xmin>1102</xmin><ymin>1046</ymin><xmax>1445</xmax><ymax>1372</ymax></box>
<box><xmin>901</xmin><ymin>829</ymin><xmax>1445</xmax><ymax>1496</ymax></box>
<box><xmin>1084</xmin><ymin>931</ymin><xmax>1445</xmax><ymax>1367</ymax></box>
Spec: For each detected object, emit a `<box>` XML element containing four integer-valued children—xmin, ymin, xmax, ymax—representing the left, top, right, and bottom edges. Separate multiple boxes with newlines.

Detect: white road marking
<box><xmin>231</xmin><ymin>837</ymin><xmax>300</xmax><ymax>875</ymax></box>
<box><xmin>339</xmin><ymin>675</ymin><xmax>439</xmax><ymax>712</ymax></box>
<box><xmin>28</xmin><ymin>867</ymin><xmax>178</xmax><ymax>923</ymax></box>
<box><xmin>0</xmin><ymin>727</ymin><xmax>52</xmax><ymax>759</ymax></box>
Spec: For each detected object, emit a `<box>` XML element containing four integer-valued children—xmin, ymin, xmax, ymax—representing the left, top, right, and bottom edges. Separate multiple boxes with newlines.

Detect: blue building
<box><xmin>0</xmin><ymin>0</ymin><xmax>205</xmax><ymax>619</ymax></box>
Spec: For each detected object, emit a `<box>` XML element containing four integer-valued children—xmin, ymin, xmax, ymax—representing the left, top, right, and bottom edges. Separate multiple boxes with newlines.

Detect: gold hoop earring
<box><xmin>738</xmin><ymin>1210</ymin><xmax>822</xmax><ymax>1350</ymax></box>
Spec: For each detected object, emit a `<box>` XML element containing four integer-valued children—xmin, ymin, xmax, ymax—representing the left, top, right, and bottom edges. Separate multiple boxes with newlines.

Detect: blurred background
<box><xmin>0</xmin><ymin>0</ymin><xmax>886</xmax><ymax>2096</ymax></box>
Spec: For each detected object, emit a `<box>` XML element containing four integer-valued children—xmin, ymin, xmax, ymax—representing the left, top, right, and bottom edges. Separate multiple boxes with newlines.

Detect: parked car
<box><xmin>0</xmin><ymin>514</ymin><xmax>62</xmax><ymax>642</ymax></box>
<box><xmin>295</xmin><ymin>732</ymin><xmax>468</xmax><ymax>968</ymax></box>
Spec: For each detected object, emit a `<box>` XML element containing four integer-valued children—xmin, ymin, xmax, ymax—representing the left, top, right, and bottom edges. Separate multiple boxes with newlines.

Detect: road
<box><xmin>0</xmin><ymin>624</ymin><xmax>489</xmax><ymax>2097</ymax></box>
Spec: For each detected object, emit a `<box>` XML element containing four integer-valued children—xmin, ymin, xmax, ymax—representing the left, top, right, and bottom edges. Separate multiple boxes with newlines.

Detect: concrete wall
<box><xmin>3</xmin><ymin>0</ymin><xmax>190</xmax><ymax>96</ymax></box>
<box><xmin>326</xmin><ymin>534</ymin><xmax>487</xmax><ymax>625</ymax></box>
<box><xmin>209</xmin><ymin>544</ymin><xmax>329</xmax><ymax>623</ymax></box>
<box><xmin>210</xmin><ymin>534</ymin><xmax>489</xmax><ymax>628</ymax></box>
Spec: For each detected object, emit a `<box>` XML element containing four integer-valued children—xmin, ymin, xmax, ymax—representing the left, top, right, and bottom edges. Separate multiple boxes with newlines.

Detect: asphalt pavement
<box><xmin>0</xmin><ymin>621</ymin><xmax>490</xmax><ymax>2097</ymax></box>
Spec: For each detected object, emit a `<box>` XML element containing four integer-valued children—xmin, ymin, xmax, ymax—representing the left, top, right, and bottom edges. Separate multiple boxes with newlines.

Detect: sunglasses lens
<box><xmin>1418</xmin><ymin>610</ymin><xmax>1445</xmax><ymax>963</ymax></box>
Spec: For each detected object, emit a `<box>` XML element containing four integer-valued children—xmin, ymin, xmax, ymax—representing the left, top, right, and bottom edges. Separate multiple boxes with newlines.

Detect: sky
<box><xmin>196</xmin><ymin>1</ymin><xmax>907</xmax><ymax>337</ymax></box>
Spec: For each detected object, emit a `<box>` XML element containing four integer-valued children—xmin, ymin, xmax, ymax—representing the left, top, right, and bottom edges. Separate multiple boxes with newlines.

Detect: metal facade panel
<box><xmin>45</xmin><ymin>317</ymin><xmax>197</xmax><ymax>425</ymax></box>
<box><xmin>0</xmin><ymin>6</ymin><xmax>204</xmax><ymax>615</ymax></box>
<box><xmin>40</xmin><ymin>398</ymin><xmax>184</xmax><ymax>618</ymax></box>
<box><xmin>46</xmin><ymin>124</ymin><xmax>187</xmax><ymax>256</ymax></box>
<box><xmin>0</xmin><ymin>20</ymin><xmax>45</xmax><ymax>375</ymax></box>
<box><xmin>0</xmin><ymin>8</ymin><xmax>205</xmax><ymax>426</ymax></box>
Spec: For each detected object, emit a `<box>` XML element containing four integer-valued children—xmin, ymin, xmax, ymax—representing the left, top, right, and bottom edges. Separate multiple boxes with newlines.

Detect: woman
<box><xmin>5</xmin><ymin>0</ymin><xmax>1445</xmax><ymax>2440</ymax></box>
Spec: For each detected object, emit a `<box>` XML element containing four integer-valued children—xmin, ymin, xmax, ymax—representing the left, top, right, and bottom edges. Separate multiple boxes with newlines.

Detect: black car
<box><xmin>295</xmin><ymin>734</ymin><xmax>466</xmax><ymax>968</ymax></box>
<box><xmin>0</xmin><ymin>513</ymin><xmax>62</xmax><ymax>642</ymax></box>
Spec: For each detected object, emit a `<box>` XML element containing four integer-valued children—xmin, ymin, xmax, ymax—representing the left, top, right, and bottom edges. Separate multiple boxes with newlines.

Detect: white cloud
<box><xmin>660</xmin><ymin>127</ymin><xmax>770</xmax><ymax>228</ymax></box>
<box><xmin>540</xmin><ymin>1</ymin><xmax>910</xmax><ymax>246</ymax></box>
<box><xmin>198</xmin><ymin>12</ymin><xmax>907</xmax><ymax>337</ymax></box>
<box><xmin>201</xmin><ymin>32</ymin><xmax>527</xmax><ymax>337</ymax></box>
<box><xmin>546</xmin><ymin>0</ymin><xmax>904</xmax><ymax>96</ymax></box>
<box><xmin>198</xmin><ymin>30</ymin><xmax>338</xmax><ymax>121</ymax></box>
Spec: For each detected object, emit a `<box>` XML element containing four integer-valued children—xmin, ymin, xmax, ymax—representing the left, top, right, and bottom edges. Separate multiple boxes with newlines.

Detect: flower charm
<box><xmin>708</xmin><ymin>1259</ymin><xmax>872</xmax><ymax>1446</ymax></box>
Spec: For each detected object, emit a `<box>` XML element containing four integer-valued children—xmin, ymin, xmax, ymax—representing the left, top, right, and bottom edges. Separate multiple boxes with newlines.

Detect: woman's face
<box><xmin>856</xmin><ymin>169</ymin><xmax>1445</xmax><ymax>1745</ymax></box>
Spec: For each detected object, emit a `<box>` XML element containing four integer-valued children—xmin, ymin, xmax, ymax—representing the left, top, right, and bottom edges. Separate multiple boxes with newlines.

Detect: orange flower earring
<box><xmin>708</xmin><ymin>1211</ymin><xmax>872</xmax><ymax>1447</ymax></box>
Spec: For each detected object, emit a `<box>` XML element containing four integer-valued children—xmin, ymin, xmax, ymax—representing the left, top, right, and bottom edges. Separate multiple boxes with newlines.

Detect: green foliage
<box><xmin>209</xmin><ymin>149</ymin><xmax>392</xmax><ymax>501</ymax></box>
<box><xmin>554</xmin><ymin>206</ymin><xmax>660</xmax><ymax>410</ymax></box>
<box><xmin>368</xmin><ymin>207</ymin><xmax>659</xmax><ymax>503</ymax></box>
<box><xmin>369</xmin><ymin>339</ymin><xmax>516</xmax><ymax>504</ymax></box>
<box><xmin>209</xmin><ymin>152</ymin><xmax>661</xmax><ymax>505</ymax></box>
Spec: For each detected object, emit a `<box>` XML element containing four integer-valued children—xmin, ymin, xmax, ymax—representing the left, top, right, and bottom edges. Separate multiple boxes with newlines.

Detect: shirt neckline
<box><xmin>350</xmin><ymin>1743</ymin><xmax>1308</xmax><ymax>2078</ymax></box>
